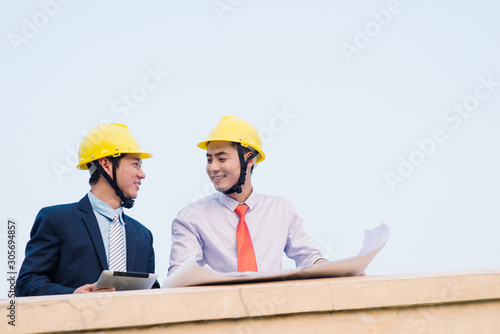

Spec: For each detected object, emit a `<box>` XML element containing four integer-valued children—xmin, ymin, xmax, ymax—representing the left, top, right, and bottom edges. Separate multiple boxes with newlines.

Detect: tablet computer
<box><xmin>93</xmin><ymin>270</ymin><xmax>159</xmax><ymax>291</ymax></box>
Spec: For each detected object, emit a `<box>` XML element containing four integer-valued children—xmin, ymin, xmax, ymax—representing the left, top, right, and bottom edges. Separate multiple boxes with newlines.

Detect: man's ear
<box><xmin>99</xmin><ymin>157</ymin><xmax>113</xmax><ymax>177</ymax></box>
<box><xmin>245</xmin><ymin>152</ymin><xmax>256</xmax><ymax>169</ymax></box>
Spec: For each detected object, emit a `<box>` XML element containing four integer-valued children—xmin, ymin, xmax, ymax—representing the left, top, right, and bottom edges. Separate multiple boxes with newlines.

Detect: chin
<box><xmin>213</xmin><ymin>184</ymin><xmax>226</xmax><ymax>193</ymax></box>
<box><xmin>125</xmin><ymin>192</ymin><xmax>138</xmax><ymax>199</ymax></box>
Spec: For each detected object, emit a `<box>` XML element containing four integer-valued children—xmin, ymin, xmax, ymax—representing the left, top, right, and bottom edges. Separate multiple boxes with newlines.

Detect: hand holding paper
<box><xmin>163</xmin><ymin>223</ymin><xmax>389</xmax><ymax>288</ymax></box>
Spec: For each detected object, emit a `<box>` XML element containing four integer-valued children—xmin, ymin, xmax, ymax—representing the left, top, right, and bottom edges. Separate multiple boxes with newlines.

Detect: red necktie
<box><xmin>234</xmin><ymin>204</ymin><xmax>258</xmax><ymax>272</ymax></box>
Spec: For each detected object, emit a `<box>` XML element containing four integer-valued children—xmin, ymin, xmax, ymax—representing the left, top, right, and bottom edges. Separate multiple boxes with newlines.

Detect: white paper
<box><xmin>163</xmin><ymin>223</ymin><xmax>389</xmax><ymax>288</ymax></box>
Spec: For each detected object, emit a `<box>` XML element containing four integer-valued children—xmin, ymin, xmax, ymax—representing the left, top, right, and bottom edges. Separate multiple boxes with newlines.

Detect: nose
<box><xmin>138</xmin><ymin>166</ymin><xmax>146</xmax><ymax>179</ymax></box>
<box><xmin>210</xmin><ymin>161</ymin><xmax>220</xmax><ymax>172</ymax></box>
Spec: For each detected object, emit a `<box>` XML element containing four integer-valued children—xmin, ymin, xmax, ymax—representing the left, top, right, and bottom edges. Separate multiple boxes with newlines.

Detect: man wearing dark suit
<box><xmin>16</xmin><ymin>123</ymin><xmax>159</xmax><ymax>296</ymax></box>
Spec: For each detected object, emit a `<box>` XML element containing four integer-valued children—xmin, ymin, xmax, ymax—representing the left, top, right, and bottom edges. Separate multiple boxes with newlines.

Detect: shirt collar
<box><xmin>219</xmin><ymin>190</ymin><xmax>257</xmax><ymax>212</ymax></box>
<box><xmin>87</xmin><ymin>191</ymin><xmax>124</xmax><ymax>223</ymax></box>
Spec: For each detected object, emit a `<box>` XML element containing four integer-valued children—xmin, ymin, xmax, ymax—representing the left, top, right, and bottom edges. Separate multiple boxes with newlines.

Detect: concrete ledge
<box><xmin>3</xmin><ymin>269</ymin><xmax>500</xmax><ymax>333</ymax></box>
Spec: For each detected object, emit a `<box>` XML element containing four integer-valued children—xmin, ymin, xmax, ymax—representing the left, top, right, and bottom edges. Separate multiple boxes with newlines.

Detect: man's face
<box><xmin>206</xmin><ymin>141</ymin><xmax>241</xmax><ymax>192</ymax></box>
<box><xmin>115</xmin><ymin>153</ymin><xmax>145</xmax><ymax>199</ymax></box>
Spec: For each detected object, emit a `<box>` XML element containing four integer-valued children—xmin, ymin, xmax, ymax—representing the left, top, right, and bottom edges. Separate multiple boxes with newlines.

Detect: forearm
<box><xmin>16</xmin><ymin>274</ymin><xmax>75</xmax><ymax>296</ymax></box>
<box><xmin>168</xmin><ymin>218</ymin><xmax>203</xmax><ymax>276</ymax></box>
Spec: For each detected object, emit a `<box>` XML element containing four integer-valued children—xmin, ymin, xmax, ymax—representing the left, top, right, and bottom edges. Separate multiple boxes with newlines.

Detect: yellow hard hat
<box><xmin>197</xmin><ymin>116</ymin><xmax>266</xmax><ymax>163</ymax></box>
<box><xmin>77</xmin><ymin>123</ymin><xmax>152</xmax><ymax>170</ymax></box>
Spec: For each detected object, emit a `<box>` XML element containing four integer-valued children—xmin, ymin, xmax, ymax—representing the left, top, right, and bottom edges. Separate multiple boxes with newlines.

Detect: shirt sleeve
<box><xmin>168</xmin><ymin>209</ymin><xmax>204</xmax><ymax>275</ymax></box>
<box><xmin>283</xmin><ymin>200</ymin><xmax>323</xmax><ymax>268</ymax></box>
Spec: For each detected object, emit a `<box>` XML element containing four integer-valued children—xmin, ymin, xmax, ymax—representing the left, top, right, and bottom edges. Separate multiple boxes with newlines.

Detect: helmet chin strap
<box><xmin>92</xmin><ymin>160</ymin><xmax>135</xmax><ymax>209</ymax></box>
<box><xmin>223</xmin><ymin>144</ymin><xmax>259</xmax><ymax>195</ymax></box>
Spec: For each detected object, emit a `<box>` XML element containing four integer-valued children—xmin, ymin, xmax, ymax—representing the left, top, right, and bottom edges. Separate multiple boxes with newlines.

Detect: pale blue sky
<box><xmin>1</xmin><ymin>0</ymin><xmax>500</xmax><ymax>297</ymax></box>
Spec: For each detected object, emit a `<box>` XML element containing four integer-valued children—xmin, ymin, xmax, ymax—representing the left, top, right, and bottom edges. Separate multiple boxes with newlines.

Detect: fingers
<box><xmin>313</xmin><ymin>258</ymin><xmax>328</xmax><ymax>265</ymax></box>
<box><xmin>73</xmin><ymin>283</ymin><xmax>96</xmax><ymax>294</ymax></box>
<box><xmin>94</xmin><ymin>287</ymin><xmax>116</xmax><ymax>293</ymax></box>
<box><xmin>73</xmin><ymin>282</ymin><xmax>116</xmax><ymax>294</ymax></box>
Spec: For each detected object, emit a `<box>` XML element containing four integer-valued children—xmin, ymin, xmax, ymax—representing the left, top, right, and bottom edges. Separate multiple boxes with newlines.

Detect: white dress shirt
<box><xmin>168</xmin><ymin>191</ymin><xmax>322</xmax><ymax>275</ymax></box>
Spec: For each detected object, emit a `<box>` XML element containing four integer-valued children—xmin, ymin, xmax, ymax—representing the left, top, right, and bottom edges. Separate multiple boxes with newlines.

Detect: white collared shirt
<box><xmin>168</xmin><ymin>191</ymin><xmax>322</xmax><ymax>275</ymax></box>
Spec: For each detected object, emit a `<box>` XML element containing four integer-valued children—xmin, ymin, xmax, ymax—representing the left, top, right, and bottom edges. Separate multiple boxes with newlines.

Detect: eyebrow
<box><xmin>206</xmin><ymin>151</ymin><xmax>229</xmax><ymax>157</ymax></box>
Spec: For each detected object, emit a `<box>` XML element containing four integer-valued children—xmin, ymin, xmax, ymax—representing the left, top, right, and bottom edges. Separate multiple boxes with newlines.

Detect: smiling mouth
<box><xmin>212</xmin><ymin>175</ymin><xmax>225</xmax><ymax>181</ymax></box>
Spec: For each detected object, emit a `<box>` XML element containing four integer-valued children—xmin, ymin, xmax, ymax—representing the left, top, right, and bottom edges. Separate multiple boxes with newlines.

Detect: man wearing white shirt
<box><xmin>168</xmin><ymin>116</ymin><xmax>326</xmax><ymax>275</ymax></box>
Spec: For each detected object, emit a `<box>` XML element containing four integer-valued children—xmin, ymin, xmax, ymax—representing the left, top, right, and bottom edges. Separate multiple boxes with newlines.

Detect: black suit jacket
<box><xmin>16</xmin><ymin>195</ymin><xmax>159</xmax><ymax>296</ymax></box>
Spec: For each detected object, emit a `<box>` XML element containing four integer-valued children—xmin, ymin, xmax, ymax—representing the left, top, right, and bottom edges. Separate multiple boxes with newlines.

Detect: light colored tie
<box><xmin>235</xmin><ymin>204</ymin><xmax>258</xmax><ymax>272</ymax></box>
<box><xmin>109</xmin><ymin>212</ymin><xmax>126</xmax><ymax>272</ymax></box>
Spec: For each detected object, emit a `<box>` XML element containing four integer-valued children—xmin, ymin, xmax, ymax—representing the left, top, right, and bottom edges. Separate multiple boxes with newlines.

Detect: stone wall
<box><xmin>2</xmin><ymin>269</ymin><xmax>500</xmax><ymax>333</ymax></box>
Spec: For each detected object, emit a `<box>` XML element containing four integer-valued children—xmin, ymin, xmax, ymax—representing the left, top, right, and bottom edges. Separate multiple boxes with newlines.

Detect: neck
<box><xmin>91</xmin><ymin>183</ymin><xmax>122</xmax><ymax>210</ymax></box>
<box><xmin>226</xmin><ymin>184</ymin><xmax>253</xmax><ymax>203</ymax></box>
<box><xmin>225</xmin><ymin>165</ymin><xmax>254</xmax><ymax>203</ymax></box>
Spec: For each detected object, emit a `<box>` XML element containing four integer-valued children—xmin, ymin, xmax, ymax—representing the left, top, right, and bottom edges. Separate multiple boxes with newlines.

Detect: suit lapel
<box><xmin>79</xmin><ymin>195</ymin><xmax>108</xmax><ymax>270</ymax></box>
<box><xmin>123</xmin><ymin>215</ymin><xmax>137</xmax><ymax>271</ymax></box>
